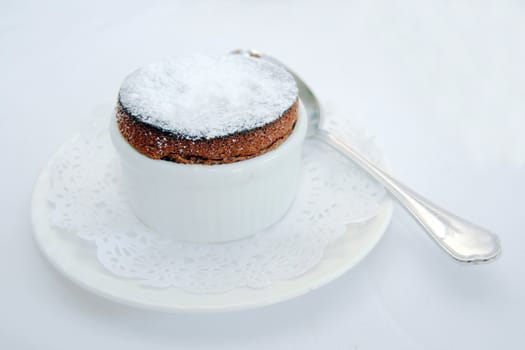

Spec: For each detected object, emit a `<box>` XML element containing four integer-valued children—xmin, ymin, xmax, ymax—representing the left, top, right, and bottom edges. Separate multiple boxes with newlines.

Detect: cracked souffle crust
<box><xmin>116</xmin><ymin>100</ymin><xmax>299</xmax><ymax>165</ymax></box>
<box><xmin>115</xmin><ymin>54</ymin><xmax>299</xmax><ymax>165</ymax></box>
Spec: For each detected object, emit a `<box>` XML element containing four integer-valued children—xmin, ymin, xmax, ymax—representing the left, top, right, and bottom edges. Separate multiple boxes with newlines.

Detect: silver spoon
<box><xmin>233</xmin><ymin>49</ymin><xmax>501</xmax><ymax>264</ymax></box>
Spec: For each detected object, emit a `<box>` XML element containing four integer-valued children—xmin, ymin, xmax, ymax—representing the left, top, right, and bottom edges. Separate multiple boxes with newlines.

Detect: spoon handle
<box><xmin>315</xmin><ymin>129</ymin><xmax>501</xmax><ymax>263</ymax></box>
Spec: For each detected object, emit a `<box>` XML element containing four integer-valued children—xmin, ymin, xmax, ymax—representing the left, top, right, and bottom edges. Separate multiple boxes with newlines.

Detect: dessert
<box><xmin>116</xmin><ymin>55</ymin><xmax>299</xmax><ymax>164</ymax></box>
<box><xmin>110</xmin><ymin>54</ymin><xmax>307</xmax><ymax>242</ymax></box>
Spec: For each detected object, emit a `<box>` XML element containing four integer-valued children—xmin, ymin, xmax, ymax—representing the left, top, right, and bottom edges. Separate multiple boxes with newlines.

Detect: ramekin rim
<box><xmin>110</xmin><ymin>101</ymin><xmax>308</xmax><ymax>172</ymax></box>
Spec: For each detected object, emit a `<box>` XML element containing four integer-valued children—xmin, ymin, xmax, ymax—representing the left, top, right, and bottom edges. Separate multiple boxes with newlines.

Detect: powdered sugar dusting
<box><xmin>119</xmin><ymin>55</ymin><xmax>298</xmax><ymax>140</ymax></box>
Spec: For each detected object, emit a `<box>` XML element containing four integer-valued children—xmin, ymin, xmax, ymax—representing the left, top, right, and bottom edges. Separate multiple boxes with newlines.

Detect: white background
<box><xmin>1</xmin><ymin>0</ymin><xmax>524</xmax><ymax>348</ymax></box>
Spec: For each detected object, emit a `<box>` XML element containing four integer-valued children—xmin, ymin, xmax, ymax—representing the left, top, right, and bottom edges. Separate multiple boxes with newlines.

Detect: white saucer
<box><xmin>32</xmin><ymin>162</ymin><xmax>393</xmax><ymax>313</ymax></box>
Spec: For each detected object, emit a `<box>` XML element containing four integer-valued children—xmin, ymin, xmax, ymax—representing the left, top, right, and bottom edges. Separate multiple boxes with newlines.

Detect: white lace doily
<box><xmin>47</xmin><ymin>115</ymin><xmax>386</xmax><ymax>294</ymax></box>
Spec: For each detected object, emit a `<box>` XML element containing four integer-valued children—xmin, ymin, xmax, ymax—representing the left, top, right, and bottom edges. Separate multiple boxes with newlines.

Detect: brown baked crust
<box><xmin>116</xmin><ymin>100</ymin><xmax>299</xmax><ymax>165</ymax></box>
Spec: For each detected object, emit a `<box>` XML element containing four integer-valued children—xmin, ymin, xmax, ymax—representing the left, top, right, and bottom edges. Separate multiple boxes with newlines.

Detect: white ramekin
<box><xmin>110</xmin><ymin>102</ymin><xmax>308</xmax><ymax>243</ymax></box>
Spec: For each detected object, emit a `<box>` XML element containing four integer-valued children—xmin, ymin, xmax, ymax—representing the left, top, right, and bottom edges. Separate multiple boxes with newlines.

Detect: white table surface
<box><xmin>1</xmin><ymin>0</ymin><xmax>524</xmax><ymax>348</ymax></box>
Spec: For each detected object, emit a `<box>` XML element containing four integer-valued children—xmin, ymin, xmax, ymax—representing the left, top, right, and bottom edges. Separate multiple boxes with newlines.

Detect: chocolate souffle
<box><xmin>116</xmin><ymin>54</ymin><xmax>299</xmax><ymax>165</ymax></box>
